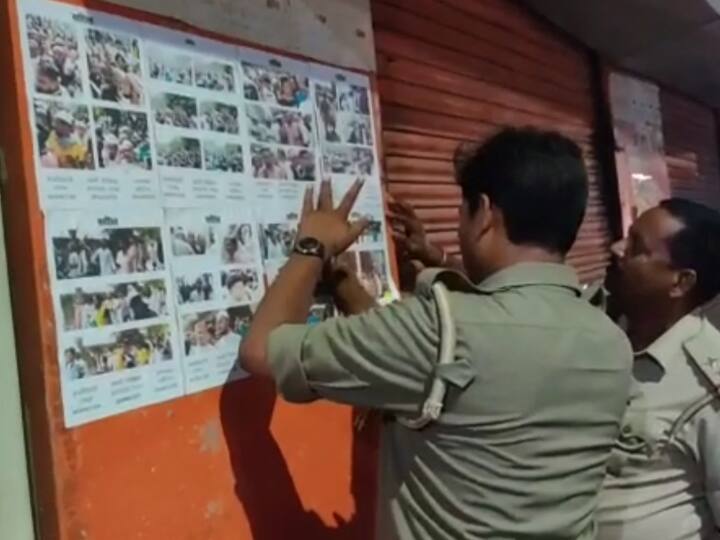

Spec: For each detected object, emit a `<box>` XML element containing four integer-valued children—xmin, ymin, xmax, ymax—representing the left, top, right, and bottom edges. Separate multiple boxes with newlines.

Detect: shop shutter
<box><xmin>661</xmin><ymin>90</ymin><xmax>720</xmax><ymax>209</ymax></box>
<box><xmin>372</xmin><ymin>0</ymin><xmax>614</xmax><ymax>283</ymax></box>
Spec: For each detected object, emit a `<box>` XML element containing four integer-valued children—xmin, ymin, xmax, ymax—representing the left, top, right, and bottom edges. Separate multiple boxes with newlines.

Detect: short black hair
<box><xmin>455</xmin><ymin>128</ymin><xmax>588</xmax><ymax>254</ymax></box>
<box><xmin>660</xmin><ymin>198</ymin><xmax>720</xmax><ymax>304</ymax></box>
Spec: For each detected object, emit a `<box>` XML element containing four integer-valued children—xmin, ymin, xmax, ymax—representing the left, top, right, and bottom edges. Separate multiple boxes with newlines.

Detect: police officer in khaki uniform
<box><xmin>596</xmin><ymin>199</ymin><xmax>720</xmax><ymax>540</ymax></box>
<box><xmin>240</xmin><ymin>129</ymin><xmax>633</xmax><ymax>540</ymax></box>
<box><xmin>393</xmin><ymin>198</ymin><xmax>720</xmax><ymax>539</ymax></box>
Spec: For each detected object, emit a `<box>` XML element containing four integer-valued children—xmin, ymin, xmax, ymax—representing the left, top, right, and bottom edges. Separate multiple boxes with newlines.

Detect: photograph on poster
<box><xmin>246</xmin><ymin>104</ymin><xmax>312</xmax><ymax>147</ymax></box>
<box><xmin>338</xmin><ymin>84</ymin><xmax>370</xmax><ymax>115</ymax></box>
<box><xmin>195</xmin><ymin>59</ymin><xmax>236</xmax><ymax>93</ymax></box>
<box><xmin>338</xmin><ymin>115</ymin><xmax>373</xmax><ymax>146</ymax></box>
<box><xmin>352</xmin><ymin>213</ymin><xmax>383</xmax><ymax>245</ymax></box>
<box><xmin>323</xmin><ymin>145</ymin><xmax>373</xmax><ymax>175</ymax></box>
<box><xmin>242</xmin><ymin>62</ymin><xmax>309</xmax><ymax>108</ymax></box>
<box><xmin>147</xmin><ymin>47</ymin><xmax>193</xmax><ymax>86</ymax></box>
<box><xmin>182</xmin><ymin>306</ymin><xmax>253</xmax><ymax>357</ymax></box>
<box><xmin>169</xmin><ymin>222</ymin><xmax>219</xmax><ymax>257</ymax></box>
<box><xmin>358</xmin><ymin>249</ymin><xmax>390</xmax><ymax>299</ymax></box>
<box><xmin>152</xmin><ymin>92</ymin><xmax>199</xmax><ymax>129</ymax></box>
<box><xmin>34</xmin><ymin>98</ymin><xmax>94</xmax><ymax>170</ymax></box>
<box><xmin>250</xmin><ymin>144</ymin><xmax>315</xmax><ymax>181</ymax></box>
<box><xmin>175</xmin><ymin>272</ymin><xmax>216</xmax><ymax>306</ymax></box>
<box><xmin>198</xmin><ymin>100</ymin><xmax>240</xmax><ymax>134</ymax></box>
<box><xmin>156</xmin><ymin>133</ymin><xmax>201</xmax><ymax>169</ymax></box>
<box><xmin>93</xmin><ymin>107</ymin><xmax>152</xmax><ymax>170</ymax></box>
<box><xmin>259</xmin><ymin>222</ymin><xmax>297</xmax><ymax>261</ymax></box>
<box><xmin>63</xmin><ymin>324</ymin><xmax>174</xmax><ymax>380</ymax></box>
<box><xmin>220</xmin><ymin>224</ymin><xmax>258</xmax><ymax>265</ymax></box>
<box><xmin>51</xmin><ymin>226</ymin><xmax>164</xmax><ymax>279</ymax></box>
<box><xmin>203</xmin><ymin>139</ymin><xmax>244</xmax><ymax>173</ymax></box>
<box><xmin>59</xmin><ymin>278</ymin><xmax>168</xmax><ymax>331</ymax></box>
<box><xmin>85</xmin><ymin>28</ymin><xmax>144</xmax><ymax>105</ymax></box>
<box><xmin>25</xmin><ymin>14</ymin><xmax>83</xmax><ymax>98</ymax></box>
<box><xmin>220</xmin><ymin>268</ymin><xmax>261</xmax><ymax>304</ymax></box>
<box><xmin>316</xmin><ymin>82</ymin><xmax>373</xmax><ymax>146</ymax></box>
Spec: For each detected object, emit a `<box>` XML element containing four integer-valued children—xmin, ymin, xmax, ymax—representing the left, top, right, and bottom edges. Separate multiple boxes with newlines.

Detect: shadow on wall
<box><xmin>220</xmin><ymin>376</ymin><xmax>379</xmax><ymax>539</ymax></box>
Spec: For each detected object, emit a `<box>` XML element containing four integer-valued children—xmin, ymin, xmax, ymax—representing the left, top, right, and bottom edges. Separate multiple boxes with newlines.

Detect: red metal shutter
<box><xmin>372</xmin><ymin>0</ymin><xmax>613</xmax><ymax>282</ymax></box>
<box><xmin>661</xmin><ymin>90</ymin><xmax>720</xmax><ymax>209</ymax></box>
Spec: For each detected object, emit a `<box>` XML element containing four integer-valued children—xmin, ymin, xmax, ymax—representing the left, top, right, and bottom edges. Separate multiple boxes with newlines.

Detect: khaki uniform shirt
<box><xmin>269</xmin><ymin>263</ymin><xmax>633</xmax><ymax>539</ymax></box>
<box><xmin>597</xmin><ymin>311</ymin><xmax>720</xmax><ymax>540</ymax></box>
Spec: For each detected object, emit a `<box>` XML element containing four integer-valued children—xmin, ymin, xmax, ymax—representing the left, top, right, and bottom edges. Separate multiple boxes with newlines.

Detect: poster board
<box><xmin>0</xmin><ymin>0</ymin><xmax>386</xmax><ymax>537</ymax></box>
<box><xmin>16</xmin><ymin>0</ymin><xmax>396</xmax><ymax>427</ymax></box>
<box><xmin>609</xmin><ymin>72</ymin><xmax>671</xmax><ymax>229</ymax></box>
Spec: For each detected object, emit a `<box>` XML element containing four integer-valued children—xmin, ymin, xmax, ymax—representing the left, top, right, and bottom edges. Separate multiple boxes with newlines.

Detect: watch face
<box><xmin>297</xmin><ymin>237</ymin><xmax>321</xmax><ymax>251</ymax></box>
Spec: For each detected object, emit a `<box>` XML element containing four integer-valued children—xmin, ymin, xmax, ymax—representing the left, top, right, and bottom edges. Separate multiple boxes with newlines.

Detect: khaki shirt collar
<box><xmin>475</xmin><ymin>262</ymin><xmax>582</xmax><ymax>296</ymax></box>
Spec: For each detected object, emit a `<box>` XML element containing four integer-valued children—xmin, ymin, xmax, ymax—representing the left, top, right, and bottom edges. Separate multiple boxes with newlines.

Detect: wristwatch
<box><xmin>293</xmin><ymin>236</ymin><xmax>327</xmax><ymax>261</ymax></box>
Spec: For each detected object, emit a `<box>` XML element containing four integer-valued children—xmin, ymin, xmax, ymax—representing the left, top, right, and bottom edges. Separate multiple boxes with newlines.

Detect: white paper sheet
<box><xmin>144</xmin><ymin>29</ymin><xmax>250</xmax><ymax>206</ymax></box>
<box><xmin>165</xmin><ymin>206</ymin><xmax>264</xmax><ymax>394</ymax></box>
<box><xmin>19</xmin><ymin>0</ymin><xmax>162</xmax><ymax>208</ymax></box>
<box><xmin>46</xmin><ymin>209</ymin><xmax>183</xmax><ymax>426</ymax></box>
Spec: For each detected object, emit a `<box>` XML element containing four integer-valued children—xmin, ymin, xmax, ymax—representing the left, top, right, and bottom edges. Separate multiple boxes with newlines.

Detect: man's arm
<box><xmin>240</xmin><ymin>179</ymin><xmax>368</xmax><ymax>376</ymax></box>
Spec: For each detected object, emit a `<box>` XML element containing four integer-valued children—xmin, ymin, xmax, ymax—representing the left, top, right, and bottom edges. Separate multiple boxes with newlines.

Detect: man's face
<box><xmin>216</xmin><ymin>316</ymin><xmax>229</xmax><ymax>335</ymax></box>
<box><xmin>52</xmin><ymin>45</ymin><xmax>67</xmax><ymax>63</ymax></box>
<box><xmin>37</xmin><ymin>72</ymin><xmax>60</xmax><ymax>94</ymax></box>
<box><xmin>194</xmin><ymin>321</ymin><xmax>211</xmax><ymax>345</ymax></box>
<box><xmin>54</xmin><ymin>118</ymin><xmax>73</xmax><ymax>137</ymax></box>
<box><xmin>607</xmin><ymin>207</ymin><xmax>686</xmax><ymax>314</ymax></box>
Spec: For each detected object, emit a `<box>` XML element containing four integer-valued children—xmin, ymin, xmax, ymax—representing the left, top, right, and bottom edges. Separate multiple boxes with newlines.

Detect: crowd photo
<box><xmin>148</xmin><ymin>48</ymin><xmax>193</xmax><ymax>86</ymax></box>
<box><xmin>85</xmin><ymin>28</ymin><xmax>144</xmax><ymax>105</ymax></box>
<box><xmin>250</xmin><ymin>144</ymin><xmax>316</xmax><ymax>181</ymax></box>
<box><xmin>170</xmin><ymin>223</ymin><xmax>218</xmax><ymax>257</ymax></box>
<box><xmin>221</xmin><ymin>223</ymin><xmax>258</xmax><ymax>265</ymax></box>
<box><xmin>60</xmin><ymin>279</ymin><xmax>167</xmax><ymax>331</ymax></box>
<box><xmin>339</xmin><ymin>115</ymin><xmax>373</xmax><ymax>146</ymax></box>
<box><xmin>242</xmin><ymin>62</ymin><xmax>309</xmax><ymax>108</ymax></box>
<box><xmin>63</xmin><ymin>324</ymin><xmax>173</xmax><ymax>380</ymax></box>
<box><xmin>156</xmin><ymin>134</ymin><xmax>201</xmax><ymax>169</ymax></box>
<box><xmin>323</xmin><ymin>146</ymin><xmax>374</xmax><ymax>176</ymax></box>
<box><xmin>198</xmin><ymin>100</ymin><xmax>240</xmax><ymax>134</ymax></box>
<box><xmin>175</xmin><ymin>272</ymin><xmax>215</xmax><ymax>305</ymax></box>
<box><xmin>195</xmin><ymin>59</ymin><xmax>236</xmax><ymax>92</ymax></box>
<box><xmin>34</xmin><ymin>99</ymin><xmax>94</xmax><ymax>170</ymax></box>
<box><xmin>338</xmin><ymin>83</ymin><xmax>370</xmax><ymax>115</ymax></box>
<box><xmin>26</xmin><ymin>15</ymin><xmax>83</xmax><ymax>98</ymax></box>
<box><xmin>182</xmin><ymin>306</ymin><xmax>253</xmax><ymax>357</ymax></box>
<box><xmin>259</xmin><ymin>222</ymin><xmax>297</xmax><ymax>262</ymax></box>
<box><xmin>52</xmin><ymin>226</ymin><xmax>165</xmax><ymax>280</ymax></box>
<box><xmin>247</xmin><ymin>104</ymin><xmax>312</xmax><ymax>147</ymax></box>
<box><xmin>203</xmin><ymin>140</ymin><xmax>244</xmax><ymax>173</ymax></box>
<box><xmin>93</xmin><ymin>107</ymin><xmax>152</xmax><ymax>170</ymax></box>
<box><xmin>153</xmin><ymin>92</ymin><xmax>199</xmax><ymax>129</ymax></box>
<box><xmin>221</xmin><ymin>268</ymin><xmax>261</xmax><ymax>304</ymax></box>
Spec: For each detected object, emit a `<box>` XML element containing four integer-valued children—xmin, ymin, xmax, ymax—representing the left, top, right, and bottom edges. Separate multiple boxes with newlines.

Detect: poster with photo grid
<box><xmin>18</xmin><ymin>0</ymin><xmax>397</xmax><ymax>425</ymax></box>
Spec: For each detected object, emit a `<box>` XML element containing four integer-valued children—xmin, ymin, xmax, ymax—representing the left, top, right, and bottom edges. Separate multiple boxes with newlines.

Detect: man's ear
<box><xmin>474</xmin><ymin>194</ymin><xmax>493</xmax><ymax>236</ymax></box>
<box><xmin>670</xmin><ymin>269</ymin><xmax>698</xmax><ymax>300</ymax></box>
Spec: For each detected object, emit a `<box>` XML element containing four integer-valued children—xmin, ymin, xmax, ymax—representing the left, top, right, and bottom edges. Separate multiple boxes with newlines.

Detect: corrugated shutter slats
<box><xmin>373</xmin><ymin>0</ymin><xmax>613</xmax><ymax>282</ymax></box>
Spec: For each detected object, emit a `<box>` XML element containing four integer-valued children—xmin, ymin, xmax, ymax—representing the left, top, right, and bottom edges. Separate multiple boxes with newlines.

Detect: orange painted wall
<box><xmin>0</xmin><ymin>1</ymin><xmax>381</xmax><ymax>538</ymax></box>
